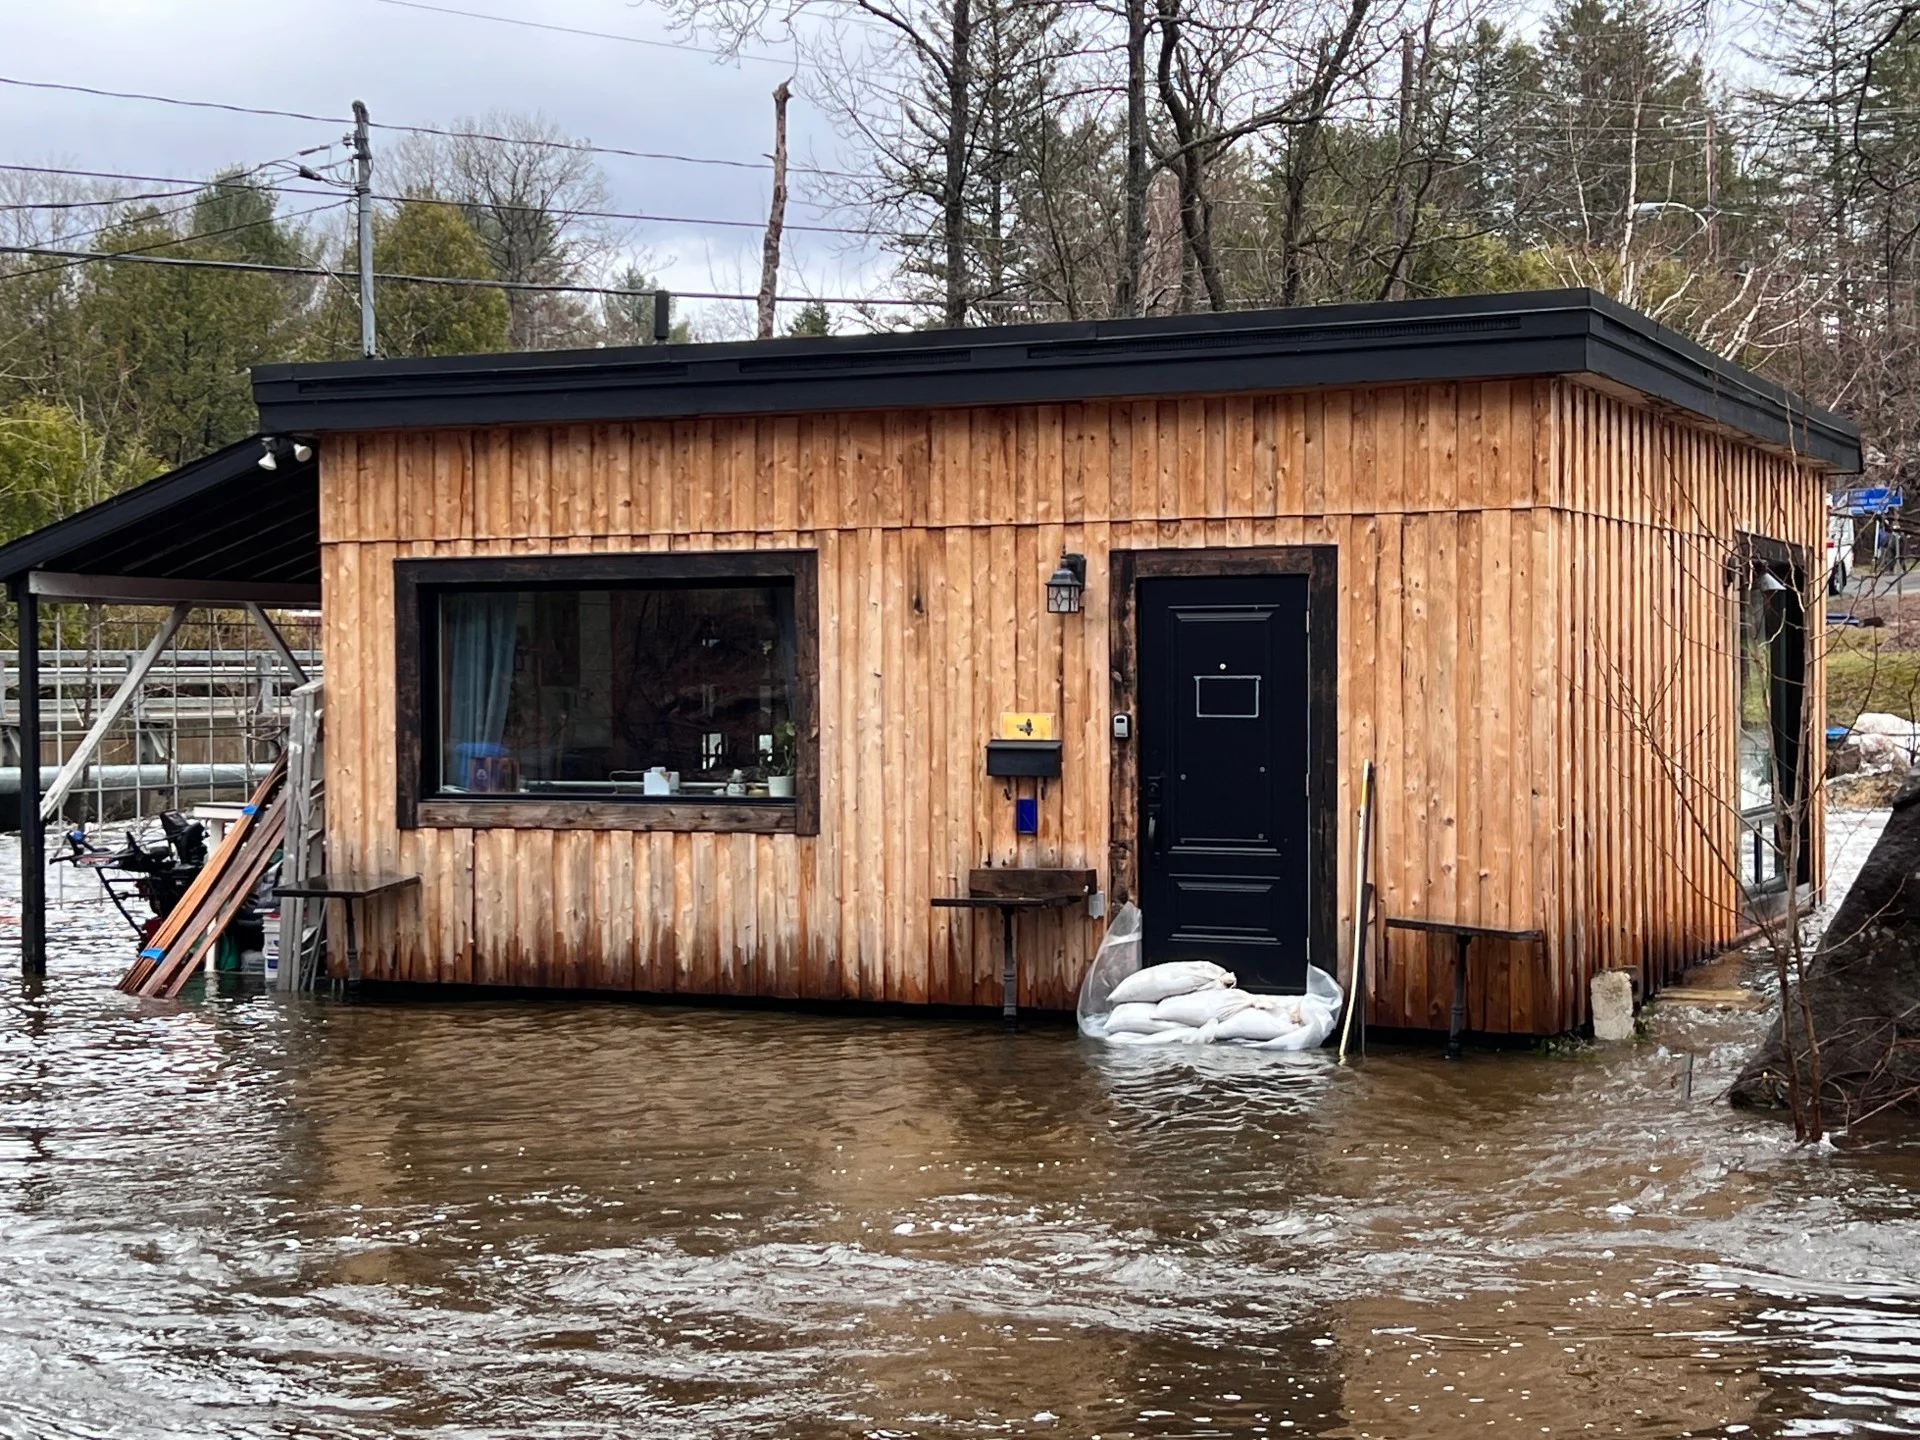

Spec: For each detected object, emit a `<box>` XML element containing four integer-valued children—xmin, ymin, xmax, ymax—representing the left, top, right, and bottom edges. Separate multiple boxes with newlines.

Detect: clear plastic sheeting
<box><xmin>1077</xmin><ymin>902</ymin><xmax>1343</xmax><ymax>1051</ymax></box>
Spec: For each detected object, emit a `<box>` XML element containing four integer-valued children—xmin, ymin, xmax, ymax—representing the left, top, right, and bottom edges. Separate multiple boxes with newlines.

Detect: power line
<box><xmin>0</xmin><ymin>73</ymin><xmax>858</xmax><ymax>179</ymax></box>
<box><xmin>0</xmin><ymin>201</ymin><xmax>352</xmax><ymax>285</ymax></box>
<box><xmin>0</xmin><ymin>185</ymin><xmax>201</xmax><ymax>212</ymax></box>
<box><xmin>0</xmin><ymin>75</ymin><xmax>346</xmax><ymax>126</ymax></box>
<box><xmin>0</xmin><ymin>240</ymin><xmax>948</xmax><ymax>306</ymax></box>
<box><xmin>371</xmin><ymin>0</ymin><xmax>816</xmax><ymax>72</ymax></box>
<box><xmin>0</xmin><ymin>160</ymin><xmax>942</xmax><ymax>243</ymax></box>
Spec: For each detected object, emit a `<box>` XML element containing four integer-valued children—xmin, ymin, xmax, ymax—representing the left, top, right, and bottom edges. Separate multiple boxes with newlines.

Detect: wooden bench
<box><xmin>932</xmin><ymin>868</ymin><xmax>1096</xmax><ymax>1028</ymax></box>
<box><xmin>275</xmin><ymin>872</ymin><xmax>420</xmax><ymax>986</ymax></box>
<box><xmin>1384</xmin><ymin>917</ymin><xmax>1545</xmax><ymax>1059</ymax></box>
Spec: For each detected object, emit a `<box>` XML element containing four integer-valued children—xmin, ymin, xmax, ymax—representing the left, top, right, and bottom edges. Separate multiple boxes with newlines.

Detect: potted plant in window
<box><xmin>767</xmin><ymin>721</ymin><xmax>797</xmax><ymax>799</ymax></box>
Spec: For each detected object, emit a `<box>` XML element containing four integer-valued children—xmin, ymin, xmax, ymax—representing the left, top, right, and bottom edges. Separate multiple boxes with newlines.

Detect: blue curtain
<box><xmin>442</xmin><ymin>592</ymin><xmax>521</xmax><ymax>789</ymax></box>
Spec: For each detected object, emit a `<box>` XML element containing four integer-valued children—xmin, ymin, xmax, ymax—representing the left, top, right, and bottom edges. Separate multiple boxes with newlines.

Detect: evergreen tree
<box><xmin>311</xmin><ymin>200</ymin><xmax>511</xmax><ymax>359</ymax></box>
<box><xmin>598</xmin><ymin>266</ymin><xmax>692</xmax><ymax>345</ymax></box>
<box><xmin>71</xmin><ymin>178</ymin><xmax>310</xmax><ymax>467</ymax></box>
<box><xmin>785</xmin><ymin>300</ymin><xmax>835</xmax><ymax>337</ymax></box>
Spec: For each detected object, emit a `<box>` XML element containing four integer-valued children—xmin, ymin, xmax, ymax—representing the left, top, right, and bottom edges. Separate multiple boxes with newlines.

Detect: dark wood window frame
<box><xmin>1107</xmin><ymin>545</ymin><xmax>1339</xmax><ymax>972</ymax></box>
<box><xmin>1734</xmin><ymin>532</ymin><xmax>1812</xmax><ymax>896</ymax></box>
<box><xmin>395</xmin><ymin>550</ymin><xmax>820</xmax><ymax>835</ymax></box>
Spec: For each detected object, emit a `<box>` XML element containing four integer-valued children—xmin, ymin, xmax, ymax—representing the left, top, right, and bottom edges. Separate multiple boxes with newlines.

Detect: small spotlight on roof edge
<box><xmin>291</xmin><ymin>442</ymin><xmax>313</xmax><ymax>463</ymax></box>
<box><xmin>257</xmin><ymin>439</ymin><xmax>278</xmax><ymax>472</ymax></box>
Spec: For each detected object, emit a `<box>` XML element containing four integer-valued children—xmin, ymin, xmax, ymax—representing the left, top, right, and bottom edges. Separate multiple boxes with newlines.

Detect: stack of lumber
<box><xmin>118</xmin><ymin>757</ymin><xmax>288</xmax><ymax>998</ymax></box>
<box><xmin>277</xmin><ymin>680</ymin><xmax>325</xmax><ymax>992</ymax></box>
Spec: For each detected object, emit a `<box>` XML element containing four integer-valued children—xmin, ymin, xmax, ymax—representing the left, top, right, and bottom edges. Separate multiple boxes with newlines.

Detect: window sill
<box><xmin>414</xmin><ymin>797</ymin><xmax>802</xmax><ymax>834</ymax></box>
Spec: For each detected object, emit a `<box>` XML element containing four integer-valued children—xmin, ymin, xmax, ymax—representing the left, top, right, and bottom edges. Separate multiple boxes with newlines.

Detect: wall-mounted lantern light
<box><xmin>1046</xmin><ymin>551</ymin><xmax>1087</xmax><ymax>614</ymax></box>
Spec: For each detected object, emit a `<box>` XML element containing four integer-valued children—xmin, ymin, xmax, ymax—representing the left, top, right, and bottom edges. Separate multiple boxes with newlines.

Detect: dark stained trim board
<box><xmin>1108</xmin><ymin>545</ymin><xmax>1339</xmax><ymax>983</ymax></box>
<box><xmin>394</xmin><ymin>548</ymin><xmax>820</xmax><ymax>835</ymax></box>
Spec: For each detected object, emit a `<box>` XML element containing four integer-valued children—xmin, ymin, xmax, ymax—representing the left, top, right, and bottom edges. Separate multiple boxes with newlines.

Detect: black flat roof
<box><xmin>254</xmin><ymin>288</ymin><xmax>1861</xmax><ymax>472</ymax></box>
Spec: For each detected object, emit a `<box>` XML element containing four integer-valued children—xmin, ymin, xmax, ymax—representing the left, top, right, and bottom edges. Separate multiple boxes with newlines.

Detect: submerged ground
<box><xmin>2</xmin><ymin>818</ymin><xmax>1917</xmax><ymax>1439</ymax></box>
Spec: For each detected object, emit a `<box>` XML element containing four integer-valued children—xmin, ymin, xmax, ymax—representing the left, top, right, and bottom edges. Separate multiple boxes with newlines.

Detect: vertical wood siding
<box><xmin>1540</xmin><ymin>382</ymin><xmax>1829</xmax><ymax>1032</ymax></box>
<box><xmin>319</xmin><ymin>378</ymin><xmax>1829</xmax><ymax>1030</ymax></box>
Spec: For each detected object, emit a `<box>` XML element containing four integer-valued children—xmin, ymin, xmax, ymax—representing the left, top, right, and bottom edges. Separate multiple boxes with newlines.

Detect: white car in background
<box><xmin>1829</xmin><ymin>511</ymin><xmax>1855</xmax><ymax>594</ymax></box>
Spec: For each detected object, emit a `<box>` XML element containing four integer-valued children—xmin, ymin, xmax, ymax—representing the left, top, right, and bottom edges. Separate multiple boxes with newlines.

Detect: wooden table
<box><xmin>1383</xmin><ymin>917</ymin><xmax>1545</xmax><ymax>1059</ymax></box>
<box><xmin>932</xmin><ymin>868</ymin><xmax>1096</xmax><ymax>1029</ymax></box>
<box><xmin>275</xmin><ymin>872</ymin><xmax>420</xmax><ymax>986</ymax></box>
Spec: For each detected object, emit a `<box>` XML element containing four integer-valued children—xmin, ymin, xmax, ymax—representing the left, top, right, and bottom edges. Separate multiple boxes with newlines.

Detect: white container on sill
<box><xmin>768</xmin><ymin>774</ymin><xmax>795</xmax><ymax>798</ymax></box>
<box><xmin>643</xmin><ymin>766</ymin><xmax>672</xmax><ymax>796</ymax></box>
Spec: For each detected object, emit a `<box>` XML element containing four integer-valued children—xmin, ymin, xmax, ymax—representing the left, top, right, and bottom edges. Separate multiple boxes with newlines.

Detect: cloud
<box><xmin>2</xmin><ymin>0</ymin><xmax>895</xmax><ymax>326</ymax></box>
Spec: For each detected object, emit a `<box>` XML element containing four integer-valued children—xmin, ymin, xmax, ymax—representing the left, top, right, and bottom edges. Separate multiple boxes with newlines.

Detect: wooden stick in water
<box><xmin>1337</xmin><ymin>758</ymin><xmax>1377</xmax><ymax>1063</ymax></box>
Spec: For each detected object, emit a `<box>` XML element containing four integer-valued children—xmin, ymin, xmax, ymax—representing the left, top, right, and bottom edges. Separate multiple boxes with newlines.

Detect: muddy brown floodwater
<box><xmin>3</xmin><ymin>847</ymin><xmax>1919</xmax><ymax>1438</ymax></box>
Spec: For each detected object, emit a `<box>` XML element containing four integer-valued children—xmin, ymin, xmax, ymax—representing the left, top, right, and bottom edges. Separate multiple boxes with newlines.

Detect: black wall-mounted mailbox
<box><xmin>985</xmin><ymin>739</ymin><xmax>1062</xmax><ymax>778</ymax></box>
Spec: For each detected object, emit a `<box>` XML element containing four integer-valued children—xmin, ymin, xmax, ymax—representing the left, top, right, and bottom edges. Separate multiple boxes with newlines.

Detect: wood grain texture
<box><xmin>319</xmin><ymin>377</ymin><xmax>1831</xmax><ymax>1029</ymax></box>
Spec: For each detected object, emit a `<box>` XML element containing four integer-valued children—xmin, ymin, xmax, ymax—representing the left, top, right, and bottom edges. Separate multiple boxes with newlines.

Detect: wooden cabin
<box><xmin>4</xmin><ymin>290</ymin><xmax>1861</xmax><ymax>1035</ymax></box>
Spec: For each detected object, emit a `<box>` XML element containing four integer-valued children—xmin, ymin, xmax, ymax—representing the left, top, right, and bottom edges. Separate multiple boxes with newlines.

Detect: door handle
<box><xmin>1145</xmin><ymin>774</ymin><xmax>1164</xmax><ymax>852</ymax></box>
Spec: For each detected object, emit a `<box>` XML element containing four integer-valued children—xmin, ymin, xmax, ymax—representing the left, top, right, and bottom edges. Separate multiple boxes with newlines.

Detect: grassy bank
<box><xmin>1827</xmin><ymin>632</ymin><xmax>1920</xmax><ymax>726</ymax></box>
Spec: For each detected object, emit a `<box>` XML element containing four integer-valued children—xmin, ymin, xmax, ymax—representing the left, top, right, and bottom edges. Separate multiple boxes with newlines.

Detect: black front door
<box><xmin>1138</xmin><ymin>574</ymin><xmax>1312</xmax><ymax>991</ymax></box>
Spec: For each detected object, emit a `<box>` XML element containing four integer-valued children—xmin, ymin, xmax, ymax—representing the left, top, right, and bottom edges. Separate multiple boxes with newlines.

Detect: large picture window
<box><xmin>396</xmin><ymin>552</ymin><xmax>817</xmax><ymax>833</ymax></box>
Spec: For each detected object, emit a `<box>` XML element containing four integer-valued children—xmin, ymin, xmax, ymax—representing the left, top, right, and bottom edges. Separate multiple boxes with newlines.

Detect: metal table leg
<box><xmin>1000</xmin><ymin>904</ymin><xmax>1018</xmax><ymax>1031</ymax></box>
<box><xmin>344</xmin><ymin>898</ymin><xmax>361</xmax><ymax>985</ymax></box>
<box><xmin>1446</xmin><ymin>932</ymin><xmax>1471</xmax><ymax>1060</ymax></box>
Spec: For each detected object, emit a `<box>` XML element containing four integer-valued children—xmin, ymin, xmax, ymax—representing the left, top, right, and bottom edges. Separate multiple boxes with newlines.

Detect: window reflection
<box><xmin>436</xmin><ymin>581</ymin><xmax>799</xmax><ymax>802</ymax></box>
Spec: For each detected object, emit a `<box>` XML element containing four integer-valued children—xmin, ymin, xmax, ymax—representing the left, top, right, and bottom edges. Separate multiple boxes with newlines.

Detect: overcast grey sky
<box><xmin>1</xmin><ymin>0</ymin><xmax>885</xmax><ymax>331</ymax></box>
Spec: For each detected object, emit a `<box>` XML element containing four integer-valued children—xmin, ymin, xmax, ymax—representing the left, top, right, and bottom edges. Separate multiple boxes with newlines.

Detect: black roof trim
<box><xmin>252</xmin><ymin>289</ymin><xmax>1860</xmax><ymax>472</ymax></box>
<box><xmin>0</xmin><ymin>435</ymin><xmax>320</xmax><ymax>591</ymax></box>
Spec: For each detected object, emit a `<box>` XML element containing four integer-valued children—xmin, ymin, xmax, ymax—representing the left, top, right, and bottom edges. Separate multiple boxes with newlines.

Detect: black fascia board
<box><xmin>1578</xmin><ymin>292</ymin><xmax>1859</xmax><ymax>471</ymax></box>
<box><xmin>252</xmin><ymin>289</ymin><xmax>1861</xmax><ymax>472</ymax></box>
<box><xmin>0</xmin><ymin>435</ymin><xmax>319</xmax><ymax>592</ymax></box>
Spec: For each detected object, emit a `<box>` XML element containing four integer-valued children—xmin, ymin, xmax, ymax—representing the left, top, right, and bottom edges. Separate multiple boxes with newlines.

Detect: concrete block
<box><xmin>1592</xmin><ymin>970</ymin><xmax>1636</xmax><ymax>1041</ymax></box>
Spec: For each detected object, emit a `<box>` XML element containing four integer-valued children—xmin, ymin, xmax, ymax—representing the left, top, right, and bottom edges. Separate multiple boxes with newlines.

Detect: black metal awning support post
<box><xmin>14</xmin><ymin>585</ymin><xmax>44</xmax><ymax>975</ymax></box>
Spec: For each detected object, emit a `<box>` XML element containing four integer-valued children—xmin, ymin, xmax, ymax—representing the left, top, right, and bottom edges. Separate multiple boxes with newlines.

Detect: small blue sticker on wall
<box><xmin>1014</xmin><ymin>796</ymin><xmax>1039</xmax><ymax>835</ymax></box>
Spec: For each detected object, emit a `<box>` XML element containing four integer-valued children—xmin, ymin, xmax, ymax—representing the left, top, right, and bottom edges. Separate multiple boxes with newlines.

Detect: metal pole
<box><xmin>1000</xmin><ymin>904</ymin><xmax>1018</xmax><ymax>1031</ymax></box>
<box><xmin>243</xmin><ymin>603</ymin><xmax>312</xmax><ymax>687</ymax></box>
<box><xmin>352</xmin><ymin>100</ymin><xmax>375</xmax><ymax>359</ymax></box>
<box><xmin>39</xmin><ymin>604</ymin><xmax>190</xmax><ymax>821</ymax></box>
<box><xmin>16</xmin><ymin>588</ymin><xmax>44</xmax><ymax>976</ymax></box>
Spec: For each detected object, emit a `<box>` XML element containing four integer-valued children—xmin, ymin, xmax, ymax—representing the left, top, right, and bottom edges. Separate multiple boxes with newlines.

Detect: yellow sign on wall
<box><xmin>998</xmin><ymin>712</ymin><xmax>1056</xmax><ymax>740</ymax></box>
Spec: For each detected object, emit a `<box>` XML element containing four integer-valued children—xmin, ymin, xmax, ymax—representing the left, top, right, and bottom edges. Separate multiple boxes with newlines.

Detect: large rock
<box><xmin>1731</xmin><ymin>775</ymin><xmax>1920</xmax><ymax>1119</ymax></box>
<box><xmin>1591</xmin><ymin>970</ymin><xmax>1636</xmax><ymax>1041</ymax></box>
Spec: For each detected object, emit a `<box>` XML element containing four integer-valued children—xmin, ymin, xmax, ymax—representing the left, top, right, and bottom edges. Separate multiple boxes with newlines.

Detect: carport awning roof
<box><xmin>0</xmin><ymin>435</ymin><xmax>319</xmax><ymax>605</ymax></box>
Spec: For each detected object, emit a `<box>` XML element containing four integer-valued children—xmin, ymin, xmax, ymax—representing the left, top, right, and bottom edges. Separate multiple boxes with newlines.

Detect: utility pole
<box><xmin>352</xmin><ymin>100</ymin><xmax>375</xmax><ymax>359</ymax></box>
<box><xmin>15</xmin><ymin>587</ymin><xmax>43</xmax><ymax>977</ymax></box>
<box><xmin>756</xmin><ymin>80</ymin><xmax>792</xmax><ymax>341</ymax></box>
<box><xmin>1389</xmin><ymin>29</ymin><xmax>1417</xmax><ymax>301</ymax></box>
<box><xmin>1703</xmin><ymin>111</ymin><xmax>1719</xmax><ymax>267</ymax></box>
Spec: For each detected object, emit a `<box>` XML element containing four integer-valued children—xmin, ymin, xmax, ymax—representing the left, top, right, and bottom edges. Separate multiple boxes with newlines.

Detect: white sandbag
<box><xmin>1103</xmin><ymin>1001</ymin><xmax>1188</xmax><ymax>1036</ymax></box>
<box><xmin>1151</xmin><ymin>986</ymin><xmax>1257</xmax><ymax>1028</ymax></box>
<box><xmin>1211</xmin><ymin>966</ymin><xmax>1343</xmax><ymax>1050</ymax></box>
<box><xmin>1212</xmin><ymin>1003</ymin><xmax>1308</xmax><ymax>1043</ymax></box>
<box><xmin>1106</xmin><ymin>959</ymin><xmax>1236</xmax><ymax>1007</ymax></box>
<box><xmin>1101</xmin><ymin>1024</ymin><xmax>1212</xmax><ymax>1046</ymax></box>
<box><xmin>1851</xmin><ymin>711</ymin><xmax>1917</xmax><ymax>739</ymax></box>
<box><xmin>1856</xmin><ymin>732</ymin><xmax>1914</xmax><ymax>770</ymax></box>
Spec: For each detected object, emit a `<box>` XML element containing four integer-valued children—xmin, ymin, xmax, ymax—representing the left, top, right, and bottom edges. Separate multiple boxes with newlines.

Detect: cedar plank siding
<box><xmin>319</xmin><ymin>377</ymin><xmax>1828</xmax><ymax>1032</ymax></box>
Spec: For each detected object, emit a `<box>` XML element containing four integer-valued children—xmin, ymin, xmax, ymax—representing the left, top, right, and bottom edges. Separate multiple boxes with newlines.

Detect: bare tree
<box><xmin>391</xmin><ymin>111</ymin><xmax>620</xmax><ymax>348</ymax></box>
